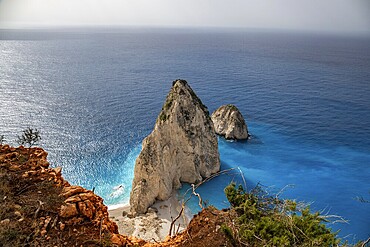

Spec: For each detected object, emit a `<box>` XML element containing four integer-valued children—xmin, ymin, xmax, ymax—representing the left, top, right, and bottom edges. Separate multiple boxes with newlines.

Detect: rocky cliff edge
<box><xmin>0</xmin><ymin>144</ymin><xmax>235</xmax><ymax>246</ymax></box>
<box><xmin>0</xmin><ymin>144</ymin><xmax>143</xmax><ymax>246</ymax></box>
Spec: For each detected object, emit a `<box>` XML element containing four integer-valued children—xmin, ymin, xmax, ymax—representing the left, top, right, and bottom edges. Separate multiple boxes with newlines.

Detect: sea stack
<box><xmin>211</xmin><ymin>104</ymin><xmax>249</xmax><ymax>140</ymax></box>
<box><xmin>130</xmin><ymin>79</ymin><xmax>220</xmax><ymax>214</ymax></box>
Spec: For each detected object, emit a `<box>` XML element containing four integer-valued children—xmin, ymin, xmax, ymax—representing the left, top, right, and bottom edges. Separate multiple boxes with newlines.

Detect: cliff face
<box><xmin>130</xmin><ymin>80</ymin><xmax>220</xmax><ymax>214</ymax></box>
<box><xmin>211</xmin><ymin>104</ymin><xmax>249</xmax><ymax>140</ymax></box>
<box><xmin>0</xmin><ymin>145</ymin><xmax>139</xmax><ymax>246</ymax></box>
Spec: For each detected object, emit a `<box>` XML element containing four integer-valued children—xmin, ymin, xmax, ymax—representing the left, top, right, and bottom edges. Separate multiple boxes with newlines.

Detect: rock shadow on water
<box><xmin>218</xmin><ymin>134</ymin><xmax>263</xmax><ymax>146</ymax></box>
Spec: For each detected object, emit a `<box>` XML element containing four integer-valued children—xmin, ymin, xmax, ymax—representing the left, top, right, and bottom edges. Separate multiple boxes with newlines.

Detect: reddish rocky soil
<box><xmin>155</xmin><ymin>207</ymin><xmax>235</xmax><ymax>247</ymax></box>
<box><xmin>0</xmin><ymin>145</ymin><xmax>232</xmax><ymax>247</ymax></box>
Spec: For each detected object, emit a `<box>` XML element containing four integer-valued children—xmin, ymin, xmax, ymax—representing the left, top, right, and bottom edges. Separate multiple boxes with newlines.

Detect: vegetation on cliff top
<box><xmin>158</xmin><ymin>79</ymin><xmax>210</xmax><ymax>124</ymax></box>
<box><xmin>225</xmin><ymin>104</ymin><xmax>238</xmax><ymax>111</ymax></box>
<box><xmin>0</xmin><ymin>135</ymin><xmax>5</xmax><ymax>145</ymax></box>
<box><xmin>222</xmin><ymin>183</ymin><xmax>364</xmax><ymax>247</ymax></box>
<box><xmin>16</xmin><ymin>128</ymin><xmax>42</xmax><ymax>148</ymax></box>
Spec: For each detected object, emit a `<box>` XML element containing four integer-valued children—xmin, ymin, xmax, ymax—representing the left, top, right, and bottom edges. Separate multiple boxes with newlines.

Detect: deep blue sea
<box><xmin>0</xmin><ymin>28</ymin><xmax>369</xmax><ymax>241</ymax></box>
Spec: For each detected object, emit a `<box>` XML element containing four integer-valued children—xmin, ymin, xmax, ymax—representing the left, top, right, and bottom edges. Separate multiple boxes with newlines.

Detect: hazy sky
<box><xmin>0</xmin><ymin>0</ymin><xmax>369</xmax><ymax>34</ymax></box>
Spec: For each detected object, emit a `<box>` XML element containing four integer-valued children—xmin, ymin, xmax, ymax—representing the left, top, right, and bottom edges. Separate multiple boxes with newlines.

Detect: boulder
<box><xmin>211</xmin><ymin>104</ymin><xmax>249</xmax><ymax>140</ymax></box>
<box><xmin>60</xmin><ymin>203</ymin><xmax>78</xmax><ymax>218</ymax></box>
<box><xmin>130</xmin><ymin>79</ymin><xmax>220</xmax><ymax>214</ymax></box>
<box><xmin>59</xmin><ymin>185</ymin><xmax>118</xmax><ymax>233</ymax></box>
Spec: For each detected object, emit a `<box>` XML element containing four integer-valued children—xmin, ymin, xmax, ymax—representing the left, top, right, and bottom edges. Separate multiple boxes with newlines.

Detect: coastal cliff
<box><xmin>130</xmin><ymin>80</ymin><xmax>220</xmax><ymax>214</ymax></box>
<box><xmin>211</xmin><ymin>104</ymin><xmax>249</xmax><ymax>140</ymax></box>
<box><xmin>0</xmin><ymin>145</ymin><xmax>344</xmax><ymax>247</ymax></box>
<box><xmin>0</xmin><ymin>144</ymin><xmax>237</xmax><ymax>246</ymax></box>
<box><xmin>0</xmin><ymin>144</ymin><xmax>142</xmax><ymax>246</ymax></box>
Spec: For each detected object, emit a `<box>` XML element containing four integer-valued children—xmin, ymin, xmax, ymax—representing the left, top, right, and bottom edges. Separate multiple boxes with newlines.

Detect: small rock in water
<box><xmin>211</xmin><ymin>104</ymin><xmax>249</xmax><ymax>140</ymax></box>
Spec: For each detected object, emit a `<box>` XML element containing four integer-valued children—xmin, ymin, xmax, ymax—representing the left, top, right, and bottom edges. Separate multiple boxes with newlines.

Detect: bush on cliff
<box><xmin>16</xmin><ymin>128</ymin><xmax>41</xmax><ymax>148</ymax></box>
<box><xmin>0</xmin><ymin>135</ymin><xmax>5</xmax><ymax>145</ymax></box>
<box><xmin>223</xmin><ymin>183</ymin><xmax>340</xmax><ymax>246</ymax></box>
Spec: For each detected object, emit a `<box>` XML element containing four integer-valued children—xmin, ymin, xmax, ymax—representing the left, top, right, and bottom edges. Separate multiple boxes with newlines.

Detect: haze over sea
<box><xmin>0</xmin><ymin>28</ymin><xmax>369</xmax><ymax>241</ymax></box>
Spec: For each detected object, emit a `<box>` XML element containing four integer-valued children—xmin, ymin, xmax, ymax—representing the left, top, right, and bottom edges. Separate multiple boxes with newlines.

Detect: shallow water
<box><xmin>0</xmin><ymin>28</ymin><xmax>369</xmax><ymax>241</ymax></box>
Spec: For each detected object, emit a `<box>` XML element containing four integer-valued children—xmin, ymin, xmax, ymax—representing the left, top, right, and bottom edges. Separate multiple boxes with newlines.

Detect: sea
<box><xmin>0</xmin><ymin>27</ymin><xmax>369</xmax><ymax>242</ymax></box>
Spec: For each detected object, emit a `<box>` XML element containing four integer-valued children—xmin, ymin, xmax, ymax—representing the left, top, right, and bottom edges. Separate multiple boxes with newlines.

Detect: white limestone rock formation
<box><xmin>211</xmin><ymin>104</ymin><xmax>249</xmax><ymax>140</ymax></box>
<box><xmin>130</xmin><ymin>79</ymin><xmax>220</xmax><ymax>214</ymax></box>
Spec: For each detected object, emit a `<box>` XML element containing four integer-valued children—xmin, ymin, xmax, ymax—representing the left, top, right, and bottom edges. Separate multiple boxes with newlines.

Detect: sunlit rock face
<box><xmin>130</xmin><ymin>80</ymin><xmax>220</xmax><ymax>214</ymax></box>
<box><xmin>211</xmin><ymin>104</ymin><xmax>249</xmax><ymax>140</ymax></box>
<box><xmin>0</xmin><ymin>145</ymin><xmax>118</xmax><ymax>234</ymax></box>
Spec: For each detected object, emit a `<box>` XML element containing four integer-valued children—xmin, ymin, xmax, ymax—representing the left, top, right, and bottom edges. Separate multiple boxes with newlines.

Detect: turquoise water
<box><xmin>181</xmin><ymin>123</ymin><xmax>370</xmax><ymax>242</ymax></box>
<box><xmin>0</xmin><ymin>28</ymin><xmax>369</xmax><ymax>241</ymax></box>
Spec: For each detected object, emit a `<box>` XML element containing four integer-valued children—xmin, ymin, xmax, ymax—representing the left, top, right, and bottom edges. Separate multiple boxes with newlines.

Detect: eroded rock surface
<box><xmin>130</xmin><ymin>80</ymin><xmax>220</xmax><ymax>214</ymax></box>
<box><xmin>0</xmin><ymin>144</ymin><xmax>139</xmax><ymax>246</ymax></box>
<box><xmin>211</xmin><ymin>104</ymin><xmax>249</xmax><ymax>140</ymax></box>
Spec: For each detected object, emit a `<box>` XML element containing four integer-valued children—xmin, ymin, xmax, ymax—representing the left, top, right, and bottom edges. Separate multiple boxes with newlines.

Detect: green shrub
<box><xmin>159</xmin><ymin>112</ymin><xmax>169</xmax><ymax>122</ymax></box>
<box><xmin>221</xmin><ymin>224</ymin><xmax>236</xmax><ymax>245</ymax></box>
<box><xmin>224</xmin><ymin>183</ymin><xmax>340</xmax><ymax>246</ymax></box>
<box><xmin>226</xmin><ymin>104</ymin><xmax>238</xmax><ymax>111</ymax></box>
